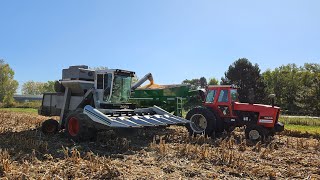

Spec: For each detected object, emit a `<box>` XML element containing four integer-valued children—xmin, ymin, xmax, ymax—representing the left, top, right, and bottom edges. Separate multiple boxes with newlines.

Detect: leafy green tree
<box><xmin>22</xmin><ymin>81</ymin><xmax>55</xmax><ymax>95</ymax></box>
<box><xmin>43</xmin><ymin>81</ymin><xmax>55</xmax><ymax>92</ymax></box>
<box><xmin>182</xmin><ymin>78</ymin><xmax>201</xmax><ymax>90</ymax></box>
<box><xmin>0</xmin><ymin>60</ymin><xmax>19</xmax><ymax>106</ymax></box>
<box><xmin>199</xmin><ymin>77</ymin><xmax>207</xmax><ymax>88</ymax></box>
<box><xmin>262</xmin><ymin>63</ymin><xmax>320</xmax><ymax>116</ymax></box>
<box><xmin>221</xmin><ymin>58</ymin><xmax>266</xmax><ymax>103</ymax></box>
<box><xmin>208</xmin><ymin>77</ymin><xmax>219</xmax><ymax>85</ymax></box>
<box><xmin>182</xmin><ymin>77</ymin><xmax>210</xmax><ymax>90</ymax></box>
<box><xmin>295</xmin><ymin>63</ymin><xmax>319</xmax><ymax>115</ymax></box>
<box><xmin>22</xmin><ymin>81</ymin><xmax>44</xmax><ymax>95</ymax></box>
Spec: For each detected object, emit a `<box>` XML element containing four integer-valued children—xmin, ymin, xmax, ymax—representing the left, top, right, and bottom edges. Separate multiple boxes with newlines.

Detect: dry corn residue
<box><xmin>0</xmin><ymin>110</ymin><xmax>319</xmax><ymax>179</ymax></box>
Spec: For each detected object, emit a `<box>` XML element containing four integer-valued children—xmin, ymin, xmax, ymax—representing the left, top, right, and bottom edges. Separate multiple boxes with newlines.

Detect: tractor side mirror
<box><xmin>268</xmin><ymin>94</ymin><xmax>276</xmax><ymax>107</ymax></box>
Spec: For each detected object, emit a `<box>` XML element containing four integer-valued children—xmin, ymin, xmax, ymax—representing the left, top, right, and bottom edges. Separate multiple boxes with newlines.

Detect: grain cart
<box><xmin>39</xmin><ymin>65</ymin><xmax>189</xmax><ymax>141</ymax></box>
<box><xmin>186</xmin><ymin>85</ymin><xmax>284</xmax><ymax>141</ymax></box>
<box><xmin>131</xmin><ymin>84</ymin><xmax>200</xmax><ymax>117</ymax></box>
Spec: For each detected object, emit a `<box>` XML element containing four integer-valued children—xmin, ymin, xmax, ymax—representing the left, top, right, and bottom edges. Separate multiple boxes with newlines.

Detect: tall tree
<box><xmin>221</xmin><ymin>58</ymin><xmax>266</xmax><ymax>103</ymax></box>
<box><xmin>22</xmin><ymin>81</ymin><xmax>55</xmax><ymax>95</ymax></box>
<box><xmin>208</xmin><ymin>77</ymin><xmax>219</xmax><ymax>85</ymax></box>
<box><xmin>43</xmin><ymin>81</ymin><xmax>55</xmax><ymax>92</ymax></box>
<box><xmin>263</xmin><ymin>63</ymin><xmax>320</xmax><ymax>115</ymax></box>
<box><xmin>182</xmin><ymin>78</ymin><xmax>203</xmax><ymax>90</ymax></box>
<box><xmin>0</xmin><ymin>60</ymin><xmax>19</xmax><ymax>106</ymax></box>
<box><xmin>199</xmin><ymin>77</ymin><xmax>207</xmax><ymax>88</ymax></box>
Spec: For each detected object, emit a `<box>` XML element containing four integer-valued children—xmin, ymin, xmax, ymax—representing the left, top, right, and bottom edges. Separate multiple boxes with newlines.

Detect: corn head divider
<box><xmin>39</xmin><ymin>65</ymin><xmax>189</xmax><ymax>141</ymax></box>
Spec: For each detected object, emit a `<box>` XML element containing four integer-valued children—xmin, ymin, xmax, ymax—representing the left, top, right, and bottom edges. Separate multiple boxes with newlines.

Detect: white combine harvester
<box><xmin>39</xmin><ymin>65</ymin><xmax>189</xmax><ymax>141</ymax></box>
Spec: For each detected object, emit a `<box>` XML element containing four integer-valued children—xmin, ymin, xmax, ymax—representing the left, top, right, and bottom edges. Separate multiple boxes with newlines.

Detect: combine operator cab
<box><xmin>186</xmin><ymin>85</ymin><xmax>284</xmax><ymax>141</ymax></box>
<box><xmin>94</xmin><ymin>69</ymin><xmax>135</xmax><ymax>107</ymax></box>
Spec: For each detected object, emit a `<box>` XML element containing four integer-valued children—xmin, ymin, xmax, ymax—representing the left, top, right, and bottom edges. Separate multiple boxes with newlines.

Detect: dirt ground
<box><xmin>0</xmin><ymin>111</ymin><xmax>319</xmax><ymax>179</ymax></box>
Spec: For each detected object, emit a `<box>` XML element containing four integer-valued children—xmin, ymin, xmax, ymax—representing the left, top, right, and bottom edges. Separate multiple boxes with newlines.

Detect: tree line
<box><xmin>0</xmin><ymin>59</ymin><xmax>319</xmax><ymax>116</ymax></box>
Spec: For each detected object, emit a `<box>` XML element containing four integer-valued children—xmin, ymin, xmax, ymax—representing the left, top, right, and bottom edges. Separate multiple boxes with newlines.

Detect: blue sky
<box><xmin>0</xmin><ymin>0</ymin><xmax>319</xmax><ymax>92</ymax></box>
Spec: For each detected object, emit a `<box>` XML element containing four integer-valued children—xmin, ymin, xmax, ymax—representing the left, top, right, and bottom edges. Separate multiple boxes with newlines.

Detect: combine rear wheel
<box><xmin>186</xmin><ymin>107</ymin><xmax>217</xmax><ymax>138</ymax></box>
<box><xmin>65</xmin><ymin>112</ymin><xmax>97</xmax><ymax>142</ymax></box>
<box><xmin>42</xmin><ymin>119</ymin><xmax>59</xmax><ymax>135</ymax></box>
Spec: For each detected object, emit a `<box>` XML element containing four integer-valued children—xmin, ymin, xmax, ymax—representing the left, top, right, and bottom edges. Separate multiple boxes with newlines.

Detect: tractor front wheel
<box><xmin>245</xmin><ymin>125</ymin><xmax>267</xmax><ymax>142</ymax></box>
<box><xmin>186</xmin><ymin>107</ymin><xmax>217</xmax><ymax>138</ymax></box>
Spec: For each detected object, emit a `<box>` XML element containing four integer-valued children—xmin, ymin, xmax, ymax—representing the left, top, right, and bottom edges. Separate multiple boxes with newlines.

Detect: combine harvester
<box><xmin>39</xmin><ymin>65</ymin><xmax>189</xmax><ymax>141</ymax></box>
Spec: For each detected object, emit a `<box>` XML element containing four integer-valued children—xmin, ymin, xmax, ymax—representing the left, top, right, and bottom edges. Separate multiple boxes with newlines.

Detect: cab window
<box><xmin>205</xmin><ymin>90</ymin><xmax>216</xmax><ymax>103</ymax></box>
<box><xmin>230</xmin><ymin>89</ymin><xmax>238</xmax><ymax>102</ymax></box>
<box><xmin>97</xmin><ymin>74</ymin><xmax>103</xmax><ymax>89</ymax></box>
<box><xmin>218</xmin><ymin>90</ymin><xmax>229</xmax><ymax>102</ymax></box>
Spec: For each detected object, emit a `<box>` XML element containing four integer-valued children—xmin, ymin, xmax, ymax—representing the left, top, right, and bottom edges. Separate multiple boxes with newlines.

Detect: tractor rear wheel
<box><xmin>65</xmin><ymin>112</ymin><xmax>97</xmax><ymax>142</ymax></box>
<box><xmin>245</xmin><ymin>125</ymin><xmax>267</xmax><ymax>142</ymax></box>
<box><xmin>186</xmin><ymin>107</ymin><xmax>217</xmax><ymax>138</ymax></box>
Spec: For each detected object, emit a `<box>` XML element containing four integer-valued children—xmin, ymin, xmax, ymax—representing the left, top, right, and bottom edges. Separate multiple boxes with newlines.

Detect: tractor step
<box><xmin>83</xmin><ymin>105</ymin><xmax>189</xmax><ymax>128</ymax></box>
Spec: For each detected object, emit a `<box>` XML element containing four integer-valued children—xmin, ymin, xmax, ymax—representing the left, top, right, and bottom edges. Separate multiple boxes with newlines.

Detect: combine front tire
<box><xmin>65</xmin><ymin>112</ymin><xmax>97</xmax><ymax>142</ymax></box>
<box><xmin>186</xmin><ymin>107</ymin><xmax>217</xmax><ymax>138</ymax></box>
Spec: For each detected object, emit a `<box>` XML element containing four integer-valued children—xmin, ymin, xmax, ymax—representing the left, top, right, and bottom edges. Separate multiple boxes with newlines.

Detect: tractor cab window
<box><xmin>230</xmin><ymin>89</ymin><xmax>238</xmax><ymax>102</ymax></box>
<box><xmin>110</xmin><ymin>75</ymin><xmax>132</xmax><ymax>103</ymax></box>
<box><xmin>205</xmin><ymin>90</ymin><xmax>217</xmax><ymax>103</ymax></box>
<box><xmin>218</xmin><ymin>90</ymin><xmax>229</xmax><ymax>102</ymax></box>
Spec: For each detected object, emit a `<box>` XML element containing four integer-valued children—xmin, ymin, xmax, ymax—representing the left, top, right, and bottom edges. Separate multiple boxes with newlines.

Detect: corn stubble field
<box><xmin>0</xmin><ymin>111</ymin><xmax>319</xmax><ymax>179</ymax></box>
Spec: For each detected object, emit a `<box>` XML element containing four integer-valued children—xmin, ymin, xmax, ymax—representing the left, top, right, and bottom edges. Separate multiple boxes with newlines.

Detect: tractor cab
<box><xmin>95</xmin><ymin>69</ymin><xmax>135</xmax><ymax>105</ymax></box>
<box><xmin>203</xmin><ymin>85</ymin><xmax>239</xmax><ymax>118</ymax></box>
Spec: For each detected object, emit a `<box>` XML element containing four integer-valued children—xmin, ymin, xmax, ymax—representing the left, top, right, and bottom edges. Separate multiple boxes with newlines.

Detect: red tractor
<box><xmin>186</xmin><ymin>85</ymin><xmax>284</xmax><ymax>141</ymax></box>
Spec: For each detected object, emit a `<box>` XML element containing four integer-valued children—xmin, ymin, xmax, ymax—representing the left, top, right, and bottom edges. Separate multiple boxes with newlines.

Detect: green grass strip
<box><xmin>0</xmin><ymin>108</ymin><xmax>38</xmax><ymax>114</ymax></box>
<box><xmin>285</xmin><ymin>124</ymin><xmax>320</xmax><ymax>134</ymax></box>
